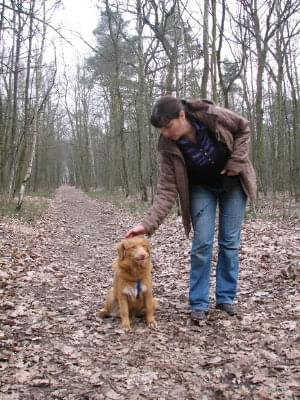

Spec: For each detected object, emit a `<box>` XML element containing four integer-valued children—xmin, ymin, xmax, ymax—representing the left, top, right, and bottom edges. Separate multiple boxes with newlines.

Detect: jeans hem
<box><xmin>191</xmin><ymin>307</ymin><xmax>209</xmax><ymax>312</ymax></box>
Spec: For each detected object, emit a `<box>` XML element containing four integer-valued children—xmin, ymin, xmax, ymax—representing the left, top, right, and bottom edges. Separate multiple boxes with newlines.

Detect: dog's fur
<box><xmin>97</xmin><ymin>236</ymin><xmax>157</xmax><ymax>331</ymax></box>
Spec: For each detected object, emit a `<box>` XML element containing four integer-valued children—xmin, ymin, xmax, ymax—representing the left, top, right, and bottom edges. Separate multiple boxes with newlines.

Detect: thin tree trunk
<box><xmin>8</xmin><ymin>0</ymin><xmax>22</xmax><ymax>199</ymax></box>
<box><xmin>136</xmin><ymin>0</ymin><xmax>148</xmax><ymax>201</ymax></box>
<box><xmin>17</xmin><ymin>2</ymin><xmax>56</xmax><ymax>209</ymax></box>
<box><xmin>210</xmin><ymin>0</ymin><xmax>218</xmax><ymax>102</ymax></box>
<box><xmin>105</xmin><ymin>0</ymin><xmax>129</xmax><ymax>196</ymax></box>
<box><xmin>200</xmin><ymin>0</ymin><xmax>209</xmax><ymax>98</ymax></box>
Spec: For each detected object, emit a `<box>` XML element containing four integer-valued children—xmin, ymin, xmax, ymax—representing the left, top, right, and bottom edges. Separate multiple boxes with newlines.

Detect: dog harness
<box><xmin>136</xmin><ymin>280</ymin><xmax>141</xmax><ymax>299</ymax></box>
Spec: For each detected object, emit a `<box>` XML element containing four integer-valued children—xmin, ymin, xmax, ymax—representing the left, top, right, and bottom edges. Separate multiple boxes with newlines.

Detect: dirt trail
<box><xmin>0</xmin><ymin>186</ymin><xmax>299</xmax><ymax>400</ymax></box>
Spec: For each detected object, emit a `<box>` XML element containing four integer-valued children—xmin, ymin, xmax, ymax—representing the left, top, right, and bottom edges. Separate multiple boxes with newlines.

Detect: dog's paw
<box><xmin>121</xmin><ymin>322</ymin><xmax>131</xmax><ymax>332</ymax></box>
<box><xmin>96</xmin><ymin>308</ymin><xmax>108</xmax><ymax>318</ymax></box>
<box><xmin>147</xmin><ymin>319</ymin><xmax>157</xmax><ymax>329</ymax></box>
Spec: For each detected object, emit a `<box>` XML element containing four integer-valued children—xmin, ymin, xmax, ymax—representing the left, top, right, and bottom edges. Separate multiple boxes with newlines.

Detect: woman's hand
<box><xmin>125</xmin><ymin>224</ymin><xmax>147</xmax><ymax>238</ymax></box>
<box><xmin>220</xmin><ymin>169</ymin><xmax>238</xmax><ymax>176</ymax></box>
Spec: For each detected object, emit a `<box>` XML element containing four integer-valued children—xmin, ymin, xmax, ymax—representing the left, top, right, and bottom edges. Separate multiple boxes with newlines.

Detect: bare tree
<box><xmin>143</xmin><ymin>0</ymin><xmax>179</xmax><ymax>94</ymax></box>
<box><xmin>17</xmin><ymin>2</ymin><xmax>57</xmax><ymax>209</ymax></box>
<box><xmin>239</xmin><ymin>0</ymin><xmax>300</xmax><ymax>189</ymax></box>
<box><xmin>199</xmin><ymin>0</ymin><xmax>209</xmax><ymax>98</ymax></box>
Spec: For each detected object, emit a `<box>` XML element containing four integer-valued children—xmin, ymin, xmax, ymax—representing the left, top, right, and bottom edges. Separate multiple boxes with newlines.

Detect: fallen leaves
<box><xmin>0</xmin><ymin>186</ymin><xmax>299</xmax><ymax>399</ymax></box>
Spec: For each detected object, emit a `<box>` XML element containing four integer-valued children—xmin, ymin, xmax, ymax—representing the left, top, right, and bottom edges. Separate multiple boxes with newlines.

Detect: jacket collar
<box><xmin>158</xmin><ymin>134</ymin><xmax>181</xmax><ymax>154</ymax></box>
<box><xmin>157</xmin><ymin>108</ymin><xmax>218</xmax><ymax>154</ymax></box>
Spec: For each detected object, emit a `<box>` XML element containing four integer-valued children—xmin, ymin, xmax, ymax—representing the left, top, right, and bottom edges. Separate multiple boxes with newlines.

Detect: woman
<box><xmin>125</xmin><ymin>96</ymin><xmax>256</xmax><ymax>321</ymax></box>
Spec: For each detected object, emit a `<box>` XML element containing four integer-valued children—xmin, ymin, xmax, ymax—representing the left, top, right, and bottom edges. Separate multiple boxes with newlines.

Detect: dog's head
<box><xmin>117</xmin><ymin>236</ymin><xmax>150</xmax><ymax>265</ymax></box>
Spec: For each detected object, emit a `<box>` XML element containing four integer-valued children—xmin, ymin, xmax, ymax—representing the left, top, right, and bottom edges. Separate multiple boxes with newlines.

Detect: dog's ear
<box><xmin>117</xmin><ymin>241</ymin><xmax>125</xmax><ymax>260</ymax></box>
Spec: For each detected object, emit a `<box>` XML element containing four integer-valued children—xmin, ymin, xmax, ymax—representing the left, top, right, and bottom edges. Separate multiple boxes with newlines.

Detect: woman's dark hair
<box><xmin>150</xmin><ymin>96</ymin><xmax>184</xmax><ymax>128</ymax></box>
<box><xmin>150</xmin><ymin>95</ymin><xmax>209</xmax><ymax>128</ymax></box>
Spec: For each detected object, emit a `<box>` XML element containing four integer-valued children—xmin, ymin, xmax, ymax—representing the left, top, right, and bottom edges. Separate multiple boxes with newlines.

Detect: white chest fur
<box><xmin>122</xmin><ymin>284</ymin><xmax>147</xmax><ymax>298</ymax></box>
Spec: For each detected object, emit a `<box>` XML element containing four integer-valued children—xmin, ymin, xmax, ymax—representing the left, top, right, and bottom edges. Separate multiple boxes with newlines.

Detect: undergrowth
<box><xmin>88</xmin><ymin>189</ymin><xmax>152</xmax><ymax>215</ymax></box>
<box><xmin>89</xmin><ymin>189</ymin><xmax>299</xmax><ymax>221</ymax></box>
<box><xmin>0</xmin><ymin>191</ymin><xmax>53</xmax><ymax>224</ymax></box>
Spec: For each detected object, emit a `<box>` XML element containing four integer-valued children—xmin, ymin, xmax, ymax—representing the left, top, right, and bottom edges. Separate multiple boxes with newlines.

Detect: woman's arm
<box><xmin>215</xmin><ymin>106</ymin><xmax>251</xmax><ymax>174</ymax></box>
<box><xmin>140</xmin><ymin>153</ymin><xmax>178</xmax><ymax>236</ymax></box>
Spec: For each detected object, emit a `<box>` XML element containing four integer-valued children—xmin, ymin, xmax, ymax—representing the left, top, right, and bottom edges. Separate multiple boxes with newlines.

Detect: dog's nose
<box><xmin>137</xmin><ymin>253</ymin><xmax>146</xmax><ymax>260</ymax></box>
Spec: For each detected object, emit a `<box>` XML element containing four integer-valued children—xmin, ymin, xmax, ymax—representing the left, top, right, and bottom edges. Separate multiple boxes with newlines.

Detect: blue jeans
<box><xmin>189</xmin><ymin>182</ymin><xmax>247</xmax><ymax>311</ymax></box>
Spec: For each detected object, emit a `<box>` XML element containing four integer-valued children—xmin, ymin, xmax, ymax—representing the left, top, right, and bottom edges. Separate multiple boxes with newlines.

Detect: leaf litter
<box><xmin>0</xmin><ymin>186</ymin><xmax>299</xmax><ymax>399</ymax></box>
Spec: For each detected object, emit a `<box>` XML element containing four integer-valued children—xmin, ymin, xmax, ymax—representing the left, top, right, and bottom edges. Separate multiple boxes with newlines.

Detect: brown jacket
<box><xmin>141</xmin><ymin>100</ymin><xmax>257</xmax><ymax>237</ymax></box>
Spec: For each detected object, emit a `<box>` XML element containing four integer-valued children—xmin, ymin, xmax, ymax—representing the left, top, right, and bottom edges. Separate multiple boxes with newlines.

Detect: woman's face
<box><xmin>160</xmin><ymin>111</ymin><xmax>190</xmax><ymax>141</ymax></box>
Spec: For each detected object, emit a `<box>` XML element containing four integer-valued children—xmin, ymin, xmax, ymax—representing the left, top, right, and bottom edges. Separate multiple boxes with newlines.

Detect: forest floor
<box><xmin>0</xmin><ymin>186</ymin><xmax>299</xmax><ymax>400</ymax></box>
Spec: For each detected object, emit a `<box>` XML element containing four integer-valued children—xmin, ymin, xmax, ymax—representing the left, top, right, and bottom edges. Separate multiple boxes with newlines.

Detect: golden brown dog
<box><xmin>97</xmin><ymin>236</ymin><xmax>157</xmax><ymax>331</ymax></box>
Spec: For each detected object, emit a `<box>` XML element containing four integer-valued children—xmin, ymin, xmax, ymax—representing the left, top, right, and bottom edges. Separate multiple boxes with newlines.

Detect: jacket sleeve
<box><xmin>141</xmin><ymin>152</ymin><xmax>178</xmax><ymax>235</ymax></box>
<box><xmin>217</xmin><ymin>107</ymin><xmax>251</xmax><ymax>174</ymax></box>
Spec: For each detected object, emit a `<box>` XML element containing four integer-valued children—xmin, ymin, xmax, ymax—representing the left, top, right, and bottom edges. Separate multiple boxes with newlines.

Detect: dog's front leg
<box><xmin>118</xmin><ymin>295</ymin><xmax>131</xmax><ymax>331</ymax></box>
<box><xmin>97</xmin><ymin>288</ymin><xmax>115</xmax><ymax>318</ymax></box>
<box><xmin>144</xmin><ymin>291</ymin><xmax>157</xmax><ymax>329</ymax></box>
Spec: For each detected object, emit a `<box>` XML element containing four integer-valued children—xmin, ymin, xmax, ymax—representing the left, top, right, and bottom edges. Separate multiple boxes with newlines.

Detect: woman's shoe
<box><xmin>216</xmin><ymin>303</ymin><xmax>236</xmax><ymax>316</ymax></box>
<box><xmin>191</xmin><ymin>310</ymin><xmax>208</xmax><ymax>321</ymax></box>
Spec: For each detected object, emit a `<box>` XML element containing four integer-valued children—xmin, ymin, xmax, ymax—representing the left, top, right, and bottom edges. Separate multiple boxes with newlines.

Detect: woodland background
<box><xmin>1</xmin><ymin>3</ymin><xmax>299</xmax><ymax>397</ymax></box>
<box><xmin>0</xmin><ymin>0</ymin><xmax>300</xmax><ymax>212</ymax></box>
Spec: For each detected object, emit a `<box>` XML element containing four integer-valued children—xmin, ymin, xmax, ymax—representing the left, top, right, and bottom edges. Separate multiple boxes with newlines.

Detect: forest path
<box><xmin>0</xmin><ymin>186</ymin><xmax>299</xmax><ymax>400</ymax></box>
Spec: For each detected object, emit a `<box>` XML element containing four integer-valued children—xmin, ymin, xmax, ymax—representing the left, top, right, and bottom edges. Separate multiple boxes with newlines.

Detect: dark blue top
<box><xmin>176</xmin><ymin>118</ymin><xmax>234</xmax><ymax>188</ymax></box>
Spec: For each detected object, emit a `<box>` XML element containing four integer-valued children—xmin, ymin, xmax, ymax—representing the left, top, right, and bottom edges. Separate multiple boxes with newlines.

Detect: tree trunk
<box><xmin>105</xmin><ymin>0</ymin><xmax>129</xmax><ymax>196</ymax></box>
<box><xmin>135</xmin><ymin>0</ymin><xmax>148</xmax><ymax>201</ymax></box>
<box><xmin>210</xmin><ymin>0</ymin><xmax>218</xmax><ymax>102</ymax></box>
<box><xmin>17</xmin><ymin>1</ymin><xmax>55</xmax><ymax>209</ymax></box>
<box><xmin>8</xmin><ymin>0</ymin><xmax>22</xmax><ymax>199</ymax></box>
<box><xmin>200</xmin><ymin>0</ymin><xmax>209</xmax><ymax>98</ymax></box>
